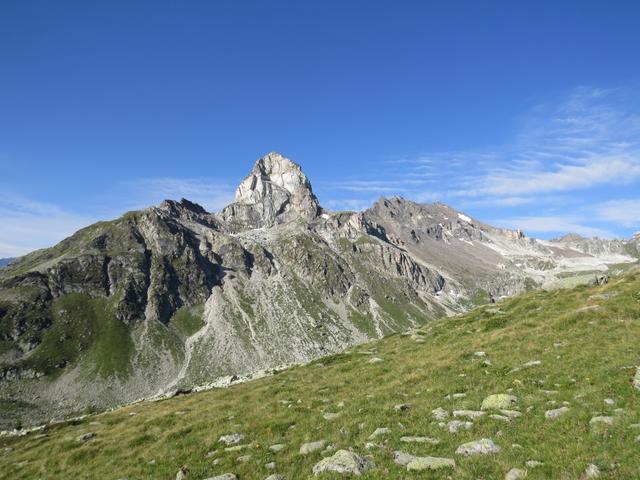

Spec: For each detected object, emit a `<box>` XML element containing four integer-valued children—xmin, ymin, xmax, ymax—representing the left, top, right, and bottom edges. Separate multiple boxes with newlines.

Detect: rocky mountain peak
<box><xmin>220</xmin><ymin>152</ymin><xmax>320</xmax><ymax>228</ymax></box>
<box><xmin>159</xmin><ymin>198</ymin><xmax>208</xmax><ymax>215</ymax></box>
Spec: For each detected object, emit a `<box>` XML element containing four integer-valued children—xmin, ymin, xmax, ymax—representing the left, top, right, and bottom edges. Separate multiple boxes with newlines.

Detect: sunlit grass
<box><xmin>1</xmin><ymin>270</ymin><xmax>640</xmax><ymax>478</ymax></box>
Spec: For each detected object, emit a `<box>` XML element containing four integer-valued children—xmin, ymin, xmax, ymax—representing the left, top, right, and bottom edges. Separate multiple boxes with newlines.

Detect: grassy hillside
<box><xmin>1</xmin><ymin>269</ymin><xmax>640</xmax><ymax>479</ymax></box>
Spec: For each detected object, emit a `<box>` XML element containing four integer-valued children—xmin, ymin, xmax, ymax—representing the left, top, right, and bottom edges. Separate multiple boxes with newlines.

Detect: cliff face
<box><xmin>0</xmin><ymin>152</ymin><xmax>636</xmax><ymax>428</ymax></box>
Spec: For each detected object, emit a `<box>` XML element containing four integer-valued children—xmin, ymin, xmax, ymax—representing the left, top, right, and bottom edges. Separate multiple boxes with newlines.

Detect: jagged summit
<box><xmin>159</xmin><ymin>198</ymin><xmax>208</xmax><ymax>215</ymax></box>
<box><xmin>220</xmin><ymin>152</ymin><xmax>320</xmax><ymax>228</ymax></box>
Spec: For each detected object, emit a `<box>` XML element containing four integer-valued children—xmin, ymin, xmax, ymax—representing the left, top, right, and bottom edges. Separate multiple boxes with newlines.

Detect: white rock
<box><xmin>300</xmin><ymin>440</ymin><xmax>326</xmax><ymax>455</ymax></box>
<box><xmin>431</xmin><ymin>407</ymin><xmax>449</xmax><ymax>420</ymax></box>
<box><xmin>584</xmin><ymin>463</ymin><xmax>600</xmax><ymax>478</ymax></box>
<box><xmin>312</xmin><ymin>450</ymin><xmax>375</xmax><ymax>476</ymax></box>
<box><xmin>219</xmin><ymin>433</ymin><xmax>244</xmax><ymax>446</ymax></box>
<box><xmin>453</xmin><ymin>410</ymin><xmax>486</xmax><ymax>419</ymax></box>
<box><xmin>368</xmin><ymin>427</ymin><xmax>390</xmax><ymax>439</ymax></box>
<box><xmin>505</xmin><ymin>468</ymin><xmax>527</xmax><ymax>479</ymax></box>
<box><xmin>455</xmin><ymin>438</ymin><xmax>501</xmax><ymax>456</ymax></box>
<box><xmin>545</xmin><ymin>407</ymin><xmax>570</xmax><ymax>420</ymax></box>
<box><xmin>399</xmin><ymin>436</ymin><xmax>439</xmax><ymax>444</ymax></box>
<box><xmin>441</xmin><ymin>420</ymin><xmax>473</xmax><ymax>433</ymax></box>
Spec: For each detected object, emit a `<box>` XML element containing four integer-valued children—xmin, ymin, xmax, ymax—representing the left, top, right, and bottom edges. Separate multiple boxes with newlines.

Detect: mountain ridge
<box><xmin>0</xmin><ymin>152</ymin><xmax>638</xmax><ymax>428</ymax></box>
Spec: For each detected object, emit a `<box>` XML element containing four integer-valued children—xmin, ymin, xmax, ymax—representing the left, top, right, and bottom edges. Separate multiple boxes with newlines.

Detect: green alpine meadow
<box><xmin>2</xmin><ymin>266</ymin><xmax>640</xmax><ymax>478</ymax></box>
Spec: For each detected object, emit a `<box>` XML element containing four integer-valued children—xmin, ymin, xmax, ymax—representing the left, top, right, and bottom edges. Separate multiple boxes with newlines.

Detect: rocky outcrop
<box><xmin>220</xmin><ymin>152</ymin><xmax>320</xmax><ymax>228</ymax></box>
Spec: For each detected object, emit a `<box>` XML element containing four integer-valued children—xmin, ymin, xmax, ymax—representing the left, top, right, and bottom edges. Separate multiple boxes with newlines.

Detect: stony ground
<box><xmin>1</xmin><ymin>268</ymin><xmax>640</xmax><ymax>479</ymax></box>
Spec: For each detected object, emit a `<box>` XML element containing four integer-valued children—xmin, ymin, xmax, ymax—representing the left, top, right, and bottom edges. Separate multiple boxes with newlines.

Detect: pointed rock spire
<box><xmin>220</xmin><ymin>152</ymin><xmax>321</xmax><ymax>228</ymax></box>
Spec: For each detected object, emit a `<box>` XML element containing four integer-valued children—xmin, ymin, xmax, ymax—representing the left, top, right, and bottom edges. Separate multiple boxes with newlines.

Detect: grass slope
<box><xmin>2</xmin><ymin>270</ymin><xmax>640</xmax><ymax>479</ymax></box>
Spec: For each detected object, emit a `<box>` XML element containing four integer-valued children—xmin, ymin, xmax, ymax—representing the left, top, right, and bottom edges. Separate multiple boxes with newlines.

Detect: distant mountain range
<box><xmin>1</xmin><ymin>152</ymin><xmax>638</xmax><ymax>428</ymax></box>
<box><xmin>0</xmin><ymin>258</ymin><xmax>14</xmax><ymax>269</ymax></box>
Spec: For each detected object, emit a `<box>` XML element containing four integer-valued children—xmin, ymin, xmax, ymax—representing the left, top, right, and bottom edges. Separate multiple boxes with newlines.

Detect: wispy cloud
<box><xmin>321</xmin><ymin>85</ymin><xmax>640</xmax><ymax>238</ymax></box>
<box><xmin>596</xmin><ymin>199</ymin><xmax>640</xmax><ymax>228</ymax></box>
<box><xmin>129</xmin><ymin>178</ymin><xmax>235</xmax><ymax>212</ymax></box>
<box><xmin>323</xmin><ymin>198</ymin><xmax>376</xmax><ymax>212</ymax></box>
<box><xmin>462</xmin><ymin>86</ymin><xmax>640</xmax><ymax>198</ymax></box>
<box><xmin>0</xmin><ymin>193</ymin><xmax>95</xmax><ymax>257</ymax></box>
<box><xmin>0</xmin><ymin>178</ymin><xmax>236</xmax><ymax>258</ymax></box>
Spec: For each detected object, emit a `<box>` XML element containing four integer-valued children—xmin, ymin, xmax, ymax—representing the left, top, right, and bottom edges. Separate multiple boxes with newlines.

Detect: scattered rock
<box><xmin>455</xmin><ymin>438</ymin><xmax>501</xmax><ymax>456</ymax></box>
<box><xmin>453</xmin><ymin>410</ymin><xmax>486</xmax><ymax>419</ymax></box>
<box><xmin>265</xmin><ymin>475</ymin><xmax>285</xmax><ymax>480</ymax></box>
<box><xmin>369</xmin><ymin>428</ymin><xmax>390</xmax><ymax>439</ymax></box>
<box><xmin>431</xmin><ymin>407</ymin><xmax>448</xmax><ymax>420</ymax></box>
<box><xmin>236</xmin><ymin>454</ymin><xmax>252</xmax><ymax>463</ymax></box>
<box><xmin>368</xmin><ymin>357</ymin><xmax>384</xmax><ymax>364</ymax></box>
<box><xmin>633</xmin><ymin>367</ymin><xmax>640</xmax><ymax>391</ymax></box>
<box><xmin>545</xmin><ymin>406</ymin><xmax>570</xmax><ymax>420</ymax></box>
<box><xmin>393</xmin><ymin>403</ymin><xmax>412</xmax><ymax>412</ymax></box>
<box><xmin>300</xmin><ymin>440</ymin><xmax>326</xmax><ymax>455</ymax></box>
<box><xmin>323</xmin><ymin>412</ymin><xmax>340</xmax><ymax>421</ymax></box>
<box><xmin>526</xmin><ymin>460</ymin><xmax>544</xmax><ymax>468</ymax></box>
<box><xmin>604</xmin><ymin>398</ymin><xmax>615</xmax><ymax>405</ymax></box>
<box><xmin>445</xmin><ymin>392</ymin><xmax>467</xmax><ymax>400</ymax></box>
<box><xmin>393</xmin><ymin>451</ymin><xmax>416</xmax><ymax>466</ymax></box>
<box><xmin>400</xmin><ymin>436</ymin><xmax>439</xmax><ymax>444</ymax></box>
<box><xmin>406</xmin><ymin>456</ymin><xmax>456</xmax><ymax>471</ymax></box>
<box><xmin>269</xmin><ymin>444</ymin><xmax>286</xmax><ymax>453</ymax></box>
<box><xmin>481</xmin><ymin>394</ymin><xmax>518</xmax><ymax>410</ymax></box>
<box><xmin>265</xmin><ymin>462</ymin><xmax>276</xmax><ymax>470</ymax></box>
<box><xmin>509</xmin><ymin>360</ymin><xmax>542</xmax><ymax>374</ymax></box>
<box><xmin>505</xmin><ymin>468</ymin><xmax>527</xmax><ymax>479</ymax></box>
<box><xmin>312</xmin><ymin>450</ymin><xmax>375</xmax><ymax>476</ymax></box>
<box><xmin>219</xmin><ymin>433</ymin><xmax>244</xmax><ymax>446</ymax></box>
<box><xmin>583</xmin><ymin>463</ymin><xmax>600</xmax><ymax>478</ymax></box>
<box><xmin>500</xmin><ymin>409</ymin><xmax>522</xmax><ymax>419</ymax></box>
<box><xmin>76</xmin><ymin>432</ymin><xmax>96</xmax><ymax>443</ymax></box>
<box><xmin>441</xmin><ymin>420</ymin><xmax>473</xmax><ymax>433</ymax></box>
<box><xmin>490</xmin><ymin>414</ymin><xmax>511</xmax><ymax>422</ymax></box>
<box><xmin>176</xmin><ymin>467</ymin><xmax>189</xmax><ymax>480</ymax></box>
<box><xmin>203</xmin><ymin>475</ymin><xmax>237</xmax><ymax>480</ymax></box>
<box><xmin>589</xmin><ymin>416</ymin><xmax>613</xmax><ymax>427</ymax></box>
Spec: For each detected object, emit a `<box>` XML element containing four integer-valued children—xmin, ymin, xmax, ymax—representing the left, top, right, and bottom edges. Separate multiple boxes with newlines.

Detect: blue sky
<box><xmin>1</xmin><ymin>1</ymin><xmax>640</xmax><ymax>257</ymax></box>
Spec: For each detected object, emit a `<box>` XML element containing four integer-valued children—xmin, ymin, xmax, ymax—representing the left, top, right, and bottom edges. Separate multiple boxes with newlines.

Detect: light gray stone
<box><xmin>505</xmin><ymin>468</ymin><xmax>527</xmax><ymax>479</ymax></box>
<box><xmin>300</xmin><ymin>440</ymin><xmax>326</xmax><ymax>455</ymax></box>
<box><xmin>219</xmin><ymin>433</ymin><xmax>244</xmax><ymax>446</ymax></box>
<box><xmin>481</xmin><ymin>394</ymin><xmax>518</xmax><ymax>410</ymax></box>
<box><xmin>312</xmin><ymin>450</ymin><xmax>375</xmax><ymax>476</ymax></box>
<box><xmin>545</xmin><ymin>406</ymin><xmax>570</xmax><ymax>420</ymax></box>
<box><xmin>406</xmin><ymin>456</ymin><xmax>455</xmax><ymax>471</ymax></box>
<box><xmin>399</xmin><ymin>436</ymin><xmax>439</xmax><ymax>444</ymax></box>
<box><xmin>455</xmin><ymin>438</ymin><xmax>501</xmax><ymax>456</ymax></box>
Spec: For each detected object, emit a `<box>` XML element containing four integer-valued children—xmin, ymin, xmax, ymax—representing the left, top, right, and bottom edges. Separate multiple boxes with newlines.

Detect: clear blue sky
<box><xmin>1</xmin><ymin>0</ymin><xmax>640</xmax><ymax>256</ymax></box>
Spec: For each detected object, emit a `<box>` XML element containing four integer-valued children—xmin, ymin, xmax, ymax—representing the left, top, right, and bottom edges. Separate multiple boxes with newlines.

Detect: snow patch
<box><xmin>458</xmin><ymin>213</ymin><xmax>472</xmax><ymax>223</ymax></box>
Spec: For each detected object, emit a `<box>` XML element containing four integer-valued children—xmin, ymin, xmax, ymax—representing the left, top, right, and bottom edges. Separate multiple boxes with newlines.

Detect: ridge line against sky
<box><xmin>0</xmin><ymin>85</ymin><xmax>639</xmax><ymax>257</ymax></box>
<box><xmin>1</xmin><ymin>1</ymin><xmax>639</xmax><ymax>257</ymax></box>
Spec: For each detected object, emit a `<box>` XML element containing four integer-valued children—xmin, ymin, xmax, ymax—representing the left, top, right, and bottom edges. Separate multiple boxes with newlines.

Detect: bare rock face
<box><xmin>220</xmin><ymin>152</ymin><xmax>320</xmax><ymax>228</ymax></box>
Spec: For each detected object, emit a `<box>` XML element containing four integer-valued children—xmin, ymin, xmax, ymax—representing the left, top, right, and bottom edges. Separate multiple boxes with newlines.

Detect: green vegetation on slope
<box><xmin>2</xmin><ymin>270</ymin><xmax>640</xmax><ymax>479</ymax></box>
<box><xmin>170</xmin><ymin>305</ymin><xmax>205</xmax><ymax>339</ymax></box>
<box><xmin>21</xmin><ymin>293</ymin><xmax>134</xmax><ymax>379</ymax></box>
